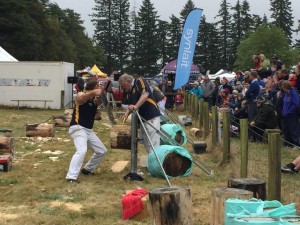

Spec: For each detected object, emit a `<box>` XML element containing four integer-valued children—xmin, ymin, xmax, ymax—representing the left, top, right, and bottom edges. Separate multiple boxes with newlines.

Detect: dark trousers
<box><xmin>282</xmin><ymin>115</ymin><xmax>300</xmax><ymax>147</ymax></box>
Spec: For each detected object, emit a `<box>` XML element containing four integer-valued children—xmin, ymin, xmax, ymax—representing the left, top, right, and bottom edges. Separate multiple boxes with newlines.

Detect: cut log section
<box><xmin>0</xmin><ymin>129</ymin><xmax>13</xmax><ymax>137</ymax></box>
<box><xmin>210</xmin><ymin>188</ymin><xmax>253</xmax><ymax>225</ymax></box>
<box><xmin>110</xmin><ymin>125</ymin><xmax>131</xmax><ymax>150</ymax></box>
<box><xmin>228</xmin><ymin>178</ymin><xmax>266</xmax><ymax>200</ymax></box>
<box><xmin>53</xmin><ymin>115</ymin><xmax>71</xmax><ymax>127</ymax></box>
<box><xmin>26</xmin><ymin>123</ymin><xmax>55</xmax><ymax>137</ymax></box>
<box><xmin>0</xmin><ymin>136</ymin><xmax>14</xmax><ymax>156</ymax></box>
<box><xmin>149</xmin><ymin>186</ymin><xmax>192</xmax><ymax>225</ymax></box>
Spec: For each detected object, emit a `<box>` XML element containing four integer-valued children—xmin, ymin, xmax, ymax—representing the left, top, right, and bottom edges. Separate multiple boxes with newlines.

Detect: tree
<box><xmin>196</xmin><ymin>16</ymin><xmax>222</xmax><ymax>74</ymax></box>
<box><xmin>240</xmin><ymin>0</ymin><xmax>252</xmax><ymax>34</ymax></box>
<box><xmin>136</xmin><ymin>0</ymin><xmax>160</xmax><ymax>75</ymax></box>
<box><xmin>157</xmin><ymin>20</ymin><xmax>169</xmax><ymax>67</ymax></box>
<box><xmin>234</xmin><ymin>24</ymin><xmax>300</xmax><ymax>71</ymax></box>
<box><xmin>215</xmin><ymin>0</ymin><xmax>233</xmax><ymax>70</ymax></box>
<box><xmin>270</xmin><ymin>0</ymin><xmax>294</xmax><ymax>44</ymax></box>
<box><xmin>180</xmin><ymin>0</ymin><xmax>195</xmax><ymax>22</ymax></box>
<box><xmin>166</xmin><ymin>15</ymin><xmax>181</xmax><ymax>60</ymax></box>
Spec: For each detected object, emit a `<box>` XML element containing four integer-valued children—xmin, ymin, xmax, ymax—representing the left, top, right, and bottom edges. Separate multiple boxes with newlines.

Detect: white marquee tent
<box><xmin>0</xmin><ymin>46</ymin><xmax>18</xmax><ymax>61</ymax></box>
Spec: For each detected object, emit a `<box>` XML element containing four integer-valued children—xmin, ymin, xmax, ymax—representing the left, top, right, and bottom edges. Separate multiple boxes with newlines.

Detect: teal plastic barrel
<box><xmin>280</xmin><ymin>216</ymin><xmax>300</xmax><ymax>225</ymax></box>
<box><xmin>160</xmin><ymin>124</ymin><xmax>187</xmax><ymax>146</ymax></box>
<box><xmin>233</xmin><ymin>217</ymin><xmax>280</xmax><ymax>225</ymax></box>
<box><xmin>225</xmin><ymin>198</ymin><xmax>263</xmax><ymax>225</ymax></box>
<box><xmin>148</xmin><ymin>145</ymin><xmax>193</xmax><ymax>178</ymax></box>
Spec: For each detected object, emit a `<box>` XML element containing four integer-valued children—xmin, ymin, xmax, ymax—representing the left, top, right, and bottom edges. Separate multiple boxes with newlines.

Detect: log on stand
<box><xmin>52</xmin><ymin>115</ymin><xmax>71</xmax><ymax>127</ymax></box>
<box><xmin>210</xmin><ymin>187</ymin><xmax>253</xmax><ymax>225</ymax></box>
<box><xmin>228</xmin><ymin>178</ymin><xmax>266</xmax><ymax>200</ymax></box>
<box><xmin>26</xmin><ymin>123</ymin><xmax>55</xmax><ymax>137</ymax></box>
<box><xmin>110</xmin><ymin>125</ymin><xmax>131</xmax><ymax>150</ymax></box>
<box><xmin>0</xmin><ymin>136</ymin><xmax>14</xmax><ymax>156</ymax></box>
<box><xmin>149</xmin><ymin>186</ymin><xmax>192</xmax><ymax>225</ymax></box>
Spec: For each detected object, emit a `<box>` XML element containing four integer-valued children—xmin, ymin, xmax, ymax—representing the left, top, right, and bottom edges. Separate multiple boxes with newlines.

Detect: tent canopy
<box><xmin>163</xmin><ymin>59</ymin><xmax>199</xmax><ymax>74</ymax></box>
<box><xmin>91</xmin><ymin>64</ymin><xmax>107</xmax><ymax>78</ymax></box>
<box><xmin>0</xmin><ymin>46</ymin><xmax>18</xmax><ymax>61</ymax></box>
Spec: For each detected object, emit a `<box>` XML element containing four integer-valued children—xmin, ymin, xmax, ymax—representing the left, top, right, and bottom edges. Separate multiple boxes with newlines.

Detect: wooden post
<box><xmin>211</xmin><ymin>106</ymin><xmax>218</xmax><ymax>146</ymax></box>
<box><xmin>149</xmin><ymin>186</ymin><xmax>192</xmax><ymax>225</ymax></box>
<box><xmin>266</xmin><ymin>129</ymin><xmax>281</xmax><ymax>201</ymax></box>
<box><xmin>193</xmin><ymin>95</ymin><xmax>197</xmax><ymax>119</ymax></box>
<box><xmin>203</xmin><ymin>102</ymin><xmax>210</xmax><ymax>138</ymax></box>
<box><xmin>110</xmin><ymin>125</ymin><xmax>131</xmax><ymax>150</ymax></box>
<box><xmin>240</xmin><ymin>119</ymin><xmax>248</xmax><ymax>178</ymax></box>
<box><xmin>198</xmin><ymin>98</ymin><xmax>204</xmax><ymax>129</ymax></box>
<box><xmin>222</xmin><ymin>109</ymin><xmax>230</xmax><ymax>163</ymax></box>
<box><xmin>183</xmin><ymin>92</ymin><xmax>187</xmax><ymax>111</ymax></box>
<box><xmin>228</xmin><ymin>178</ymin><xmax>266</xmax><ymax>200</ymax></box>
<box><xmin>210</xmin><ymin>188</ymin><xmax>253</xmax><ymax>225</ymax></box>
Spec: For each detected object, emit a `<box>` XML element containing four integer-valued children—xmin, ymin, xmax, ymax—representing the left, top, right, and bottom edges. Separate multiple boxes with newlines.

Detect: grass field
<box><xmin>0</xmin><ymin>107</ymin><xmax>298</xmax><ymax>225</ymax></box>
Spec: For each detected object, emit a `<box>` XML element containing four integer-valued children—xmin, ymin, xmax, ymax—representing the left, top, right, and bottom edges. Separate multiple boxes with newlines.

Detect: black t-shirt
<box><xmin>128</xmin><ymin>78</ymin><xmax>160</xmax><ymax>120</ymax></box>
<box><xmin>70</xmin><ymin>98</ymin><xmax>97</xmax><ymax>129</ymax></box>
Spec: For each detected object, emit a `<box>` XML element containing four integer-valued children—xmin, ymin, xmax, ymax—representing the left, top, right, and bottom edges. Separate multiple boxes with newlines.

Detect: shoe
<box><xmin>66</xmin><ymin>179</ymin><xmax>79</xmax><ymax>183</ymax></box>
<box><xmin>81</xmin><ymin>168</ymin><xmax>95</xmax><ymax>175</ymax></box>
<box><xmin>281</xmin><ymin>163</ymin><xmax>298</xmax><ymax>174</ymax></box>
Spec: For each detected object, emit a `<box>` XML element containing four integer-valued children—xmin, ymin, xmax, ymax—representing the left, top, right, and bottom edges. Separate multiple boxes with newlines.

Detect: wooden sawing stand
<box><xmin>149</xmin><ymin>187</ymin><xmax>192</xmax><ymax>225</ymax></box>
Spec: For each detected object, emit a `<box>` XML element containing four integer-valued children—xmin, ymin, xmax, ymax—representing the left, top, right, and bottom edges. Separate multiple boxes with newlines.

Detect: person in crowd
<box><xmin>235</xmin><ymin>81</ymin><xmax>243</xmax><ymax>93</ymax></box>
<box><xmin>281</xmin><ymin>155</ymin><xmax>300</xmax><ymax>174</ymax></box>
<box><xmin>174</xmin><ymin>88</ymin><xmax>184</xmax><ymax>111</ymax></box>
<box><xmin>228</xmin><ymin>90</ymin><xmax>239</xmax><ymax>111</ymax></box>
<box><xmin>249</xmin><ymin>96</ymin><xmax>277</xmax><ymax>141</ymax></box>
<box><xmin>164</xmin><ymin>80</ymin><xmax>176</xmax><ymax>110</ymax></box>
<box><xmin>271</xmin><ymin>54</ymin><xmax>282</xmax><ymax>71</ymax></box>
<box><xmin>288</xmin><ymin>72</ymin><xmax>297</xmax><ymax>87</ymax></box>
<box><xmin>270</xmin><ymin>64</ymin><xmax>277</xmax><ymax>77</ymax></box>
<box><xmin>221</xmin><ymin>77</ymin><xmax>233</xmax><ymax>94</ymax></box>
<box><xmin>189</xmin><ymin>81</ymin><xmax>203</xmax><ymax>99</ymax></box>
<box><xmin>119</xmin><ymin>73</ymin><xmax>161</xmax><ymax>154</ymax></box>
<box><xmin>66</xmin><ymin>79</ymin><xmax>107</xmax><ymax>183</ymax></box>
<box><xmin>149</xmin><ymin>83</ymin><xmax>166</xmax><ymax>115</ymax></box>
<box><xmin>201</xmin><ymin>74</ymin><xmax>215</xmax><ymax>108</ymax></box>
<box><xmin>159</xmin><ymin>79</ymin><xmax>167</xmax><ymax>94</ymax></box>
<box><xmin>294</xmin><ymin>64</ymin><xmax>300</xmax><ymax>93</ymax></box>
<box><xmin>251</xmin><ymin>55</ymin><xmax>261</xmax><ymax>71</ymax></box>
<box><xmin>212</xmin><ymin>77</ymin><xmax>221</xmax><ymax>106</ymax></box>
<box><xmin>219</xmin><ymin>88</ymin><xmax>230</xmax><ymax>108</ymax></box>
<box><xmin>197</xmin><ymin>75</ymin><xmax>203</xmax><ymax>84</ymax></box>
<box><xmin>234</xmin><ymin>71</ymin><xmax>244</xmax><ymax>85</ymax></box>
<box><xmin>258</xmin><ymin>54</ymin><xmax>271</xmax><ymax>78</ymax></box>
<box><xmin>244</xmin><ymin>71</ymin><xmax>260</xmax><ymax>122</ymax></box>
<box><xmin>274</xmin><ymin>80</ymin><xmax>285</xmax><ymax>130</ymax></box>
<box><xmin>281</xmin><ymin>80</ymin><xmax>300</xmax><ymax>148</ymax></box>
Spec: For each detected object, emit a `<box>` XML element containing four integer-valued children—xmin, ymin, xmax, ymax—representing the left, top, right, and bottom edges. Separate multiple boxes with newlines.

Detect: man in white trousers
<box><xmin>66</xmin><ymin>79</ymin><xmax>107</xmax><ymax>183</ymax></box>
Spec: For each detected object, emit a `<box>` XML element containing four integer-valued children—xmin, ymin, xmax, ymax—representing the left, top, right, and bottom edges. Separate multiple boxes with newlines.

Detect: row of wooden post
<box><xmin>184</xmin><ymin>92</ymin><xmax>282</xmax><ymax>201</ymax></box>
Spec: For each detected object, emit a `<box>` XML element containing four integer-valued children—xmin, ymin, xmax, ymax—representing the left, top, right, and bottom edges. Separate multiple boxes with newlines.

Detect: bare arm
<box><xmin>76</xmin><ymin>89</ymin><xmax>102</xmax><ymax>105</ymax></box>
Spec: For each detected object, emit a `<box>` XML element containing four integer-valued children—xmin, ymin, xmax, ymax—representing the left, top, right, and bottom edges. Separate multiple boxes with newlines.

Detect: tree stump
<box><xmin>26</xmin><ymin>123</ymin><xmax>55</xmax><ymax>137</ymax></box>
<box><xmin>0</xmin><ymin>136</ymin><xmax>14</xmax><ymax>155</ymax></box>
<box><xmin>110</xmin><ymin>125</ymin><xmax>131</xmax><ymax>150</ymax></box>
<box><xmin>53</xmin><ymin>115</ymin><xmax>71</xmax><ymax>127</ymax></box>
<box><xmin>0</xmin><ymin>129</ymin><xmax>12</xmax><ymax>137</ymax></box>
<box><xmin>210</xmin><ymin>188</ymin><xmax>253</xmax><ymax>225</ymax></box>
<box><xmin>149</xmin><ymin>186</ymin><xmax>192</xmax><ymax>225</ymax></box>
<box><xmin>228</xmin><ymin>178</ymin><xmax>266</xmax><ymax>200</ymax></box>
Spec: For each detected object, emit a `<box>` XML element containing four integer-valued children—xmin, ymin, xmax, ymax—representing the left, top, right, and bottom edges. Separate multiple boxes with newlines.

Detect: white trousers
<box><xmin>141</xmin><ymin>116</ymin><xmax>161</xmax><ymax>153</ymax></box>
<box><xmin>157</xmin><ymin>97</ymin><xmax>166</xmax><ymax>115</ymax></box>
<box><xmin>66</xmin><ymin>125</ymin><xmax>107</xmax><ymax>180</ymax></box>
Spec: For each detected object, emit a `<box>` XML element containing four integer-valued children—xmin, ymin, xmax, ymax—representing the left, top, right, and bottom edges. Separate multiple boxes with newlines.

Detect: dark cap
<box><xmin>254</xmin><ymin>96</ymin><xmax>266</xmax><ymax>103</ymax></box>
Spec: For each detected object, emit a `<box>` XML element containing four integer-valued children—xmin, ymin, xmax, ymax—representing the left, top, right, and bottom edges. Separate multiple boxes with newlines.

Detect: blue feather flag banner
<box><xmin>174</xmin><ymin>8</ymin><xmax>203</xmax><ymax>90</ymax></box>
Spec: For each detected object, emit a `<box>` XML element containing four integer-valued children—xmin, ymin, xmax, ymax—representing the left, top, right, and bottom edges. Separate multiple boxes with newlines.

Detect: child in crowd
<box><xmin>174</xmin><ymin>88</ymin><xmax>184</xmax><ymax>111</ymax></box>
<box><xmin>288</xmin><ymin>72</ymin><xmax>297</xmax><ymax>87</ymax></box>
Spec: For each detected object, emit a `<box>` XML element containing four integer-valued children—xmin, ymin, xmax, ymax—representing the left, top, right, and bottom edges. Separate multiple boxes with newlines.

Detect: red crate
<box><xmin>0</xmin><ymin>155</ymin><xmax>12</xmax><ymax>172</ymax></box>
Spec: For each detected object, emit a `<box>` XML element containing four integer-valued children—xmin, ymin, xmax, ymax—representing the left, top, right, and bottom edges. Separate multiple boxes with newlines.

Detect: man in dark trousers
<box><xmin>244</xmin><ymin>71</ymin><xmax>260</xmax><ymax>122</ymax></box>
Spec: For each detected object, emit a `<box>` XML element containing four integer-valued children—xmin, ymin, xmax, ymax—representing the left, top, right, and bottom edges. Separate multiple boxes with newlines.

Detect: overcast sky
<box><xmin>52</xmin><ymin>0</ymin><xmax>300</xmax><ymax>38</ymax></box>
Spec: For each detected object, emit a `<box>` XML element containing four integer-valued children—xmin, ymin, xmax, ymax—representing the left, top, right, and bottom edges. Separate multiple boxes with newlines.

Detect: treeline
<box><xmin>1</xmin><ymin>0</ymin><xmax>300</xmax><ymax>75</ymax></box>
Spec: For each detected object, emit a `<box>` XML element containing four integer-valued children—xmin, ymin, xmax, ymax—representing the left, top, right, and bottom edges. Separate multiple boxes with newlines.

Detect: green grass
<box><xmin>0</xmin><ymin>107</ymin><xmax>298</xmax><ymax>225</ymax></box>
